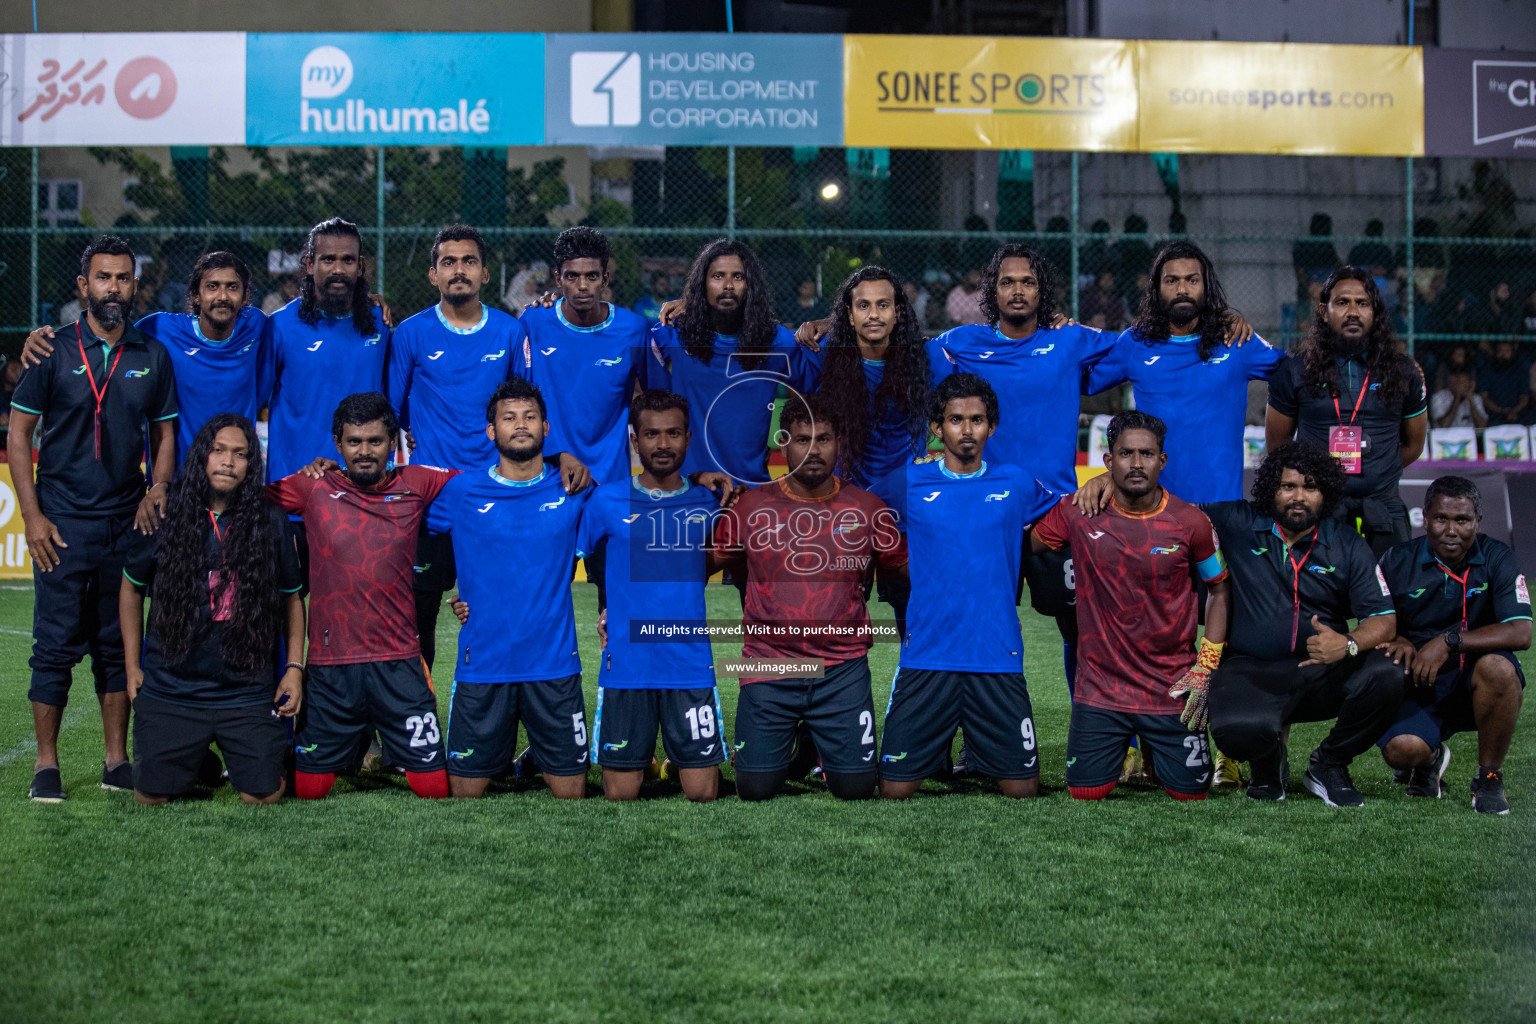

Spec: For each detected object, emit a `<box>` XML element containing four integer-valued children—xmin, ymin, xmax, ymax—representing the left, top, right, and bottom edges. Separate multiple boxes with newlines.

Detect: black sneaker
<box><xmin>1392</xmin><ymin>768</ymin><xmax>1411</xmax><ymax>785</ymax></box>
<box><xmin>1405</xmin><ymin>744</ymin><xmax>1451</xmax><ymax>799</ymax></box>
<box><xmin>1302</xmin><ymin>750</ymin><xmax>1365</xmax><ymax>808</ymax></box>
<box><xmin>1247</xmin><ymin>746</ymin><xmax>1284</xmax><ymax>798</ymax></box>
<box><xmin>196</xmin><ymin>747</ymin><xmax>227</xmax><ymax>789</ymax></box>
<box><xmin>950</xmin><ymin>740</ymin><xmax>983</xmax><ymax>780</ymax></box>
<box><xmin>101</xmin><ymin>761</ymin><xmax>134</xmax><ymax>792</ymax></box>
<box><xmin>1471</xmin><ymin>768</ymin><xmax>1510</xmax><ymax>815</ymax></box>
<box><xmin>786</xmin><ymin>721</ymin><xmax>819</xmax><ymax>781</ymax></box>
<box><xmin>29</xmin><ymin>767</ymin><xmax>65</xmax><ymax>803</ymax></box>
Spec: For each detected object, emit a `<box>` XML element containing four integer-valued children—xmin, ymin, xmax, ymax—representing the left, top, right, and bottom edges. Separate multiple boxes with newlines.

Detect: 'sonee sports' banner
<box><xmin>545</xmin><ymin>33</ymin><xmax>843</xmax><ymax>146</ymax></box>
<box><xmin>842</xmin><ymin>35</ymin><xmax>1138</xmax><ymax>151</ymax></box>
<box><xmin>1136</xmin><ymin>41</ymin><xmax>1423</xmax><ymax>156</ymax></box>
<box><xmin>0</xmin><ymin>465</ymin><xmax>32</xmax><ymax>580</ymax></box>
<box><xmin>0</xmin><ymin>33</ymin><xmax>245</xmax><ymax>146</ymax></box>
<box><xmin>245</xmin><ymin>33</ymin><xmax>544</xmax><ymax>146</ymax></box>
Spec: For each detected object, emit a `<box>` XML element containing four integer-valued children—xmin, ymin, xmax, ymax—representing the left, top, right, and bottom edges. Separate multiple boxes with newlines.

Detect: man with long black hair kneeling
<box><xmin>121</xmin><ymin>415</ymin><xmax>305</xmax><ymax>804</ymax></box>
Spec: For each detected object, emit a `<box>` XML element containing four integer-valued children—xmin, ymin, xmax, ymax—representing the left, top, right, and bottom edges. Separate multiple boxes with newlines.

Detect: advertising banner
<box><xmin>246</xmin><ymin>33</ymin><xmax>544</xmax><ymax>146</ymax></box>
<box><xmin>0</xmin><ymin>464</ymin><xmax>32</xmax><ymax>580</ymax></box>
<box><xmin>1137</xmin><ymin>41</ymin><xmax>1423</xmax><ymax>156</ymax></box>
<box><xmin>1424</xmin><ymin>48</ymin><xmax>1536</xmax><ymax>158</ymax></box>
<box><xmin>0</xmin><ymin>33</ymin><xmax>245</xmax><ymax>146</ymax></box>
<box><xmin>544</xmin><ymin>33</ymin><xmax>842</xmax><ymax>146</ymax></box>
<box><xmin>842</xmin><ymin>34</ymin><xmax>1138</xmax><ymax>151</ymax></box>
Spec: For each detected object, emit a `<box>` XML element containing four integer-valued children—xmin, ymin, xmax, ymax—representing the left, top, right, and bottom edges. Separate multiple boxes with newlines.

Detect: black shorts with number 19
<box><xmin>592</xmin><ymin>686</ymin><xmax>728</xmax><ymax>770</ymax></box>
<box><xmin>294</xmin><ymin>659</ymin><xmax>445</xmax><ymax>775</ymax></box>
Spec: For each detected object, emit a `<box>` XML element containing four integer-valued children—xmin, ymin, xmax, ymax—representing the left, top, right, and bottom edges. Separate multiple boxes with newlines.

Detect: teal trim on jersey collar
<box><xmin>435</xmin><ymin>303</ymin><xmax>489</xmax><ymax>336</ymax></box>
<box><xmin>861</xmin><ymin>355</ymin><xmax>886</xmax><ymax>368</ymax></box>
<box><xmin>488</xmin><ymin>465</ymin><xmax>548</xmax><ymax>488</ymax></box>
<box><xmin>632</xmin><ymin>476</ymin><xmax>691</xmax><ymax>499</ymax></box>
<box><xmin>939</xmin><ymin>459</ymin><xmax>987</xmax><ymax>480</ymax></box>
<box><xmin>191</xmin><ymin>311</ymin><xmax>242</xmax><ymax>347</ymax></box>
<box><xmin>555</xmin><ymin>298</ymin><xmax>615</xmax><ymax>334</ymax></box>
<box><xmin>1168</xmin><ymin>332</ymin><xmax>1198</xmax><ymax>344</ymax></box>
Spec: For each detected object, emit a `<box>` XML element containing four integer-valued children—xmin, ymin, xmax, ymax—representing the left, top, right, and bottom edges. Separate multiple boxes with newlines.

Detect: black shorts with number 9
<box><xmin>295</xmin><ymin>659</ymin><xmax>445</xmax><ymax>775</ymax></box>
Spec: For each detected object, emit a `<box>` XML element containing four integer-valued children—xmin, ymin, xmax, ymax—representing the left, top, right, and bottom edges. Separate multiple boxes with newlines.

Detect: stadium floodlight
<box><xmin>820</xmin><ymin>182</ymin><xmax>840</xmax><ymax>200</ymax></box>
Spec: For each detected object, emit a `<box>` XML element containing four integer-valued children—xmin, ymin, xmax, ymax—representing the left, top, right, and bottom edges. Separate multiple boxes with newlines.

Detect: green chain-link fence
<box><xmin>2</xmin><ymin>145</ymin><xmax>1535</xmax><ymax>405</ymax></box>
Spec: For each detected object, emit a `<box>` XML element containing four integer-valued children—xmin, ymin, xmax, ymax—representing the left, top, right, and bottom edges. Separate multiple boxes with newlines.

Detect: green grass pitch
<box><xmin>0</xmin><ymin>581</ymin><xmax>1531</xmax><ymax>1024</ymax></box>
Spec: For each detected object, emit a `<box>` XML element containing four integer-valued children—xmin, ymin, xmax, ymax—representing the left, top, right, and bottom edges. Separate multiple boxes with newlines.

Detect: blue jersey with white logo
<box><xmin>1086</xmin><ymin>329</ymin><xmax>1283</xmax><ymax>504</ymax></box>
<box><xmin>262</xmin><ymin>298</ymin><xmax>389</xmax><ymax>482</ymax></box>
<box><xmin>513</xmin><ymin>300</ymin><xmax>649</xmax><ymax>486</ymax></box>
<box><xmin>387</xmin><ymin>304</ymin><xmax>516</xmax><ymax>471</ymax></box>
<box><xmin>647</xmin><ymin>324</ymin><xmax>822</xmax><ymax>485</ymax></box>
<box><xmin>857</xmin><ymin>357</ymin><xmax>925</xmax><ymax>526</ymax></box>
<box><xmin>426</xmin><ymin>466</ymin><xmax>589</xmax><ymax>683</ymax></box>
<box><xmin>901</xmin><ymin>458</ymin><xmax>1058</xmax><ymax>673</ymax></box>
<box><xmin>577</xmin><ymin>478</ymin><xmax>718</xmax><ymax>689</ymax></box>
<box><xmin>927</xmin><ymin>323</ymin><xmax>1113</xmax><ymax>494</ymax></box>
<box><xmin>134</xmin><ymin>308</ymin><xmax>269</xmax><ymax>468</ymax></box>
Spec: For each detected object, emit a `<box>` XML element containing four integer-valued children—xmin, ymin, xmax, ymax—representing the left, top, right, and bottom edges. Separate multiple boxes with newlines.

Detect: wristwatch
<box><xmin>1345</xmin><ymin>634</ymin><xmax>1359</xmax><ymax>658</ymax></box>
<box><xmin>1444</xmin><ymin>629</ymin><xmax>1462</xmax><ymax>652</ymax></box>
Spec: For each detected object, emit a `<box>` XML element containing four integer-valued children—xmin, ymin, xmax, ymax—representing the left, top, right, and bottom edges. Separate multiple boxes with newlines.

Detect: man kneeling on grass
<box><xmin>1374</xmin><ymin>476</ymin><xmax>1529</xmax><ymax>814</ymax></box>
<box><xmin>121</xmin><ymin>415</ymin><xmax>305</xmax><ymax>805</ymax></box>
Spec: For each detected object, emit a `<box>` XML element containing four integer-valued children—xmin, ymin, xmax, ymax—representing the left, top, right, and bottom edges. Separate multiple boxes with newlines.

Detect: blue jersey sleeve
<box><xmin>1084</xmin><ymin>331</ymin><xmax>1129</xmax><ymax>394</ymax></box>
<box><xmin>575</xmin><ymin>490</ymin><xmax>608</xmax><ymax>560</ymax></box>
<box><xmin>1245</xmin><ymin>335</ymin><xmax>1285</xmax><ymax>381</ymax></box>
<box><xmin>386</xmin><ymin>321</ymin><xmax>415</xmax><ymax>423</ymax></box>
<box><xmin>424</xmin><ymin>475</ymin><xmax>461</xmax><ymax>535</ymax></box>
<box><xmin>1018</xmin><ymin>474</ymin><xmax>1063</xmax><ymax>527</ymax></box>
<box><xmin>644</xmin><ymin>326</ymin><xmax>673</xmax><ymax>391</ymax></box>
<box><xmin>926</xmin><ymin>337</ymin><xmax>956</xmax><ymax>386</ymax></box>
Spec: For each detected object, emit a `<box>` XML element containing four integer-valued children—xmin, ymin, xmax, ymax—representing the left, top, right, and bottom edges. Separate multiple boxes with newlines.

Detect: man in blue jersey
<box><xmin>582</xmin><ymin>390</ymin><xmax>727</xmax><ymax>802</ymax></box>
<box><xmin>1082</xmin><ymin>241</ymin><xmax>1278</xmax><ymax>787</ymax></box>
<box><xmin>1087</xmin><ymin>242</ymin><xmax>1282</xmax><ymax>506</ymax></box>
<box><xmin>429</xmin><ymin>378</ymin><xmax>592</xmax><ymax>800</ymax></box>
<box><xmin>388</xmin><ymin>224</ymin><xmax>521</xmax><ymax>668</ymax></box>
<box><xmin>880</xmin><ymin>373</ymin><xmax>1059</xmax><ymax>799</ymax></box>
<box><xmin>515</xmin><ymin>226</ymin><xmax>648</xmax><ymax>608</ymax></box>
<box><xmin>647</xmin><ymin>238</ymin><xmax>820</xmax><ymax>489</ymax></box>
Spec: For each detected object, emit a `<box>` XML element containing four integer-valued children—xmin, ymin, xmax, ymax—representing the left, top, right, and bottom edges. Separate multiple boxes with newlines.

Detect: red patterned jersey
<box><xmin>268</xmin><ymin>466</ymin><xmax>457</xmax><ymax>665</ymax></box>
<box><xmin>1033</xmin><ymin>491</ymin><xmax>1227</xmax><ymax>714</ymax></box>
<box><xmin>713</xmin><ymin>478</ymin><xmax>907</xmax><ymax>682</ymax></box>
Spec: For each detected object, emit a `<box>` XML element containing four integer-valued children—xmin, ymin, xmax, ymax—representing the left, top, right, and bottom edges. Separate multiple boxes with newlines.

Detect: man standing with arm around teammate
<box><xmin>12</xmin><ymin>236</ymin><xmax>178</xmax><ymax>802</ymax></box>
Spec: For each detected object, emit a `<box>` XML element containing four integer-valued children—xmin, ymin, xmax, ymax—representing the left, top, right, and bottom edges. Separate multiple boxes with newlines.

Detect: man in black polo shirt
<box><xmin>1204</xmin><ymin>440</ymin><xmax>1403</xmax><ymax>807</ymax></box>
<box><xmin>9</xmin><ymin>235</ymin><xmax>179</xmax><ymax>802</ymax></box>
<box><xmin>1375</xmin><ymin>477</ymin><xmax>1529</xmax><ymax>815</ymax></box>
<box><xmin>121</xmin><ymin>414</ymin><xmax>306</xmax><ymax>804</ymax></box>
<box><xmin>1266</xmin><ymin>267</ymin><xmax>1427</xmax><ymax>556</ymax></box>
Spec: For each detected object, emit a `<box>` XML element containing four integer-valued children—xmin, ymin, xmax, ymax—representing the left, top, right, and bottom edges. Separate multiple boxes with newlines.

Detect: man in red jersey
<box><xmin>712</xmin><ymin>394</ymin><xmax>907</xmax><ymax>801</ymax></box>
<box><xmin>1032</xmin><ymin>410</ymin><xmax>1231</xmax><ymax>800</ymax></box>
<box><xmin>268</xmin><ymin>392</ymin><xmax>458</xmax><ymax>799</ymax></box>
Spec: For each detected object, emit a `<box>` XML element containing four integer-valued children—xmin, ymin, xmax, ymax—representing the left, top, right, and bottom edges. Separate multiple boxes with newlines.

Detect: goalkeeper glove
<box><xmin>1169</xmin><ymin>636</ymin><xmax>1224</xmax><ymax>732</ymax></box>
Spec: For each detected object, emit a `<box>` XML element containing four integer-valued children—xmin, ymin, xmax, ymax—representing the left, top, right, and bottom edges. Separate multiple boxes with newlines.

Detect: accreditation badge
<box><xmin>1328</xmin><ymin>425</ymin><xmax>1363</xmax><ymax>474</ymax></box>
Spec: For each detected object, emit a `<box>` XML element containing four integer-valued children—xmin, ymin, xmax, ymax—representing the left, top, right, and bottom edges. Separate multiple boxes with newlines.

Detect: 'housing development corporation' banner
<box><xmin>842</xmin><ymin>35</ymin><xmax>1138</xmax><ymax>151</ymax></box>
<box><xmin>1136</xmin><ymin>41</ymin><xmax>1424</xmax><ymax>156</ymax></box>
<box><xmin>0</xmin><ymin>33</ymin><xmax>245</xmax><ymax>146</ymax></box>
<box><xmin>544</xmin><ymin>33</ymin><xmax>843</xmax><ymax>146</ymax></box>
<box><xmin>245</xmin><ymin>33</ymin><xmax>544</xmax><ymax>146</ymax></box>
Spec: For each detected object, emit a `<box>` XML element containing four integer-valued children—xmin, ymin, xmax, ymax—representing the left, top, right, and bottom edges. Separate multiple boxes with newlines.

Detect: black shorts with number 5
<box><xmin>295</xmin><ymin>659</ymin><xmax>445</xmax><ymax>775</ymax></box>
<box><xmin>446</xmin><ymin>674</ymin><xmax>589</xmax><ymax>778</ymax></box>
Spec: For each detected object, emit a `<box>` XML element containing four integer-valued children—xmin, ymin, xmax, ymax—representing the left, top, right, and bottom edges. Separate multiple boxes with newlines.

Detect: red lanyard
<box><xmin>76</xmin><ymin>323</ymin><xmax>125</xmax><ymax>461</ymax></box>
<box><xmin>1332</xmin><ymin>369</ymin><xmax>1370</xmax><ymax>426</ymax></box>
<box><xmin>1436</xmin><ymin>559</ymin><xmax>1470</xmax><ymax>669</ymax></box>
<box><xmin>1286</xmin><ymin>529</ymin><xmax>1320</xmax><ymax>651</ymax></box>
<box><xmin>207</xmin><ymin>509</ymin><xmax>227</xmax><ymax>565</ymax></box>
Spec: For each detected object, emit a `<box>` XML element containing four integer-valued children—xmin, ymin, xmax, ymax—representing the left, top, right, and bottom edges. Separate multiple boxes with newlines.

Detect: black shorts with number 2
<box><xmin>295</xmin><ymin>659</ymin><xmax>445</xmax><ymax>775</ymax></box>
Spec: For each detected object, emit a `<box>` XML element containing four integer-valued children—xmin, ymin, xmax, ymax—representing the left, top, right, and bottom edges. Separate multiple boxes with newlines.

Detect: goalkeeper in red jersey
<box><xmin>1032</xmin><ymin>410</ymin><xmax>1231</xmax><ymax>800</ymax></box>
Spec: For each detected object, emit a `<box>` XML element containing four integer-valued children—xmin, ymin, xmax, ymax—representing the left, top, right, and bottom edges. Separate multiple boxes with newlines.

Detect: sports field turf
<box><xmin>0</xmin><ymin>581</ymin><xmax>1531</xmax><ymax>1024</ymax></box>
